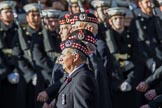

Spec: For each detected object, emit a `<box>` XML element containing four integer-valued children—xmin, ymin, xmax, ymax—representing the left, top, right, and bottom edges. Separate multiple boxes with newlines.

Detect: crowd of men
<box><xmin>0</xmin><ymin>0</ymin><xmax>162</xmax><ymax>108</ymax></box>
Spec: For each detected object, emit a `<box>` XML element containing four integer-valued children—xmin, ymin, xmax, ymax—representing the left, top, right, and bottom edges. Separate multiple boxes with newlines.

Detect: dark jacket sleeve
<box><xmin>32</xmin><ymin>43</ymin><xmax>54</xmax><ymax>82</ymax></box>
<box><xmin>0</xmin><ymin>49</ymin><xmax>11</xmax><ymax>79</ymax></box>
<box><xmin>88</xmin><ymin>53</ymin><xmax>112</xmax><ymax>108</ymax></box>
<box><xmin>45</xmin><ymin>64</ymin><xmax>67</xmax><ymax>98</ymax></box>
<box><xmin>12</xmin><ymin>35</ymin><xmax>35</xmax><ymax>83</ymax></box>
<box><xmin>96</xmin><ymin>39</ymin><xmax>114</xmax><ymax>79</ymax></box>
<box><xmin>145</xmin><ymin>66</ymin><xmax>162</xmax><ymax>87</ymax></box>
<box><xmin>73</xmin><ymin>75</ymin><xmax>98</xmax><ymax>108</ymax></box>
<box><xmin>149</xmin><ymin>95</ymin><xmax>162</xmax><ymax>108</ymax></box>
<box><xmin>155</xmin><ymin>83</ymin><xmax>162</xmax><ymax>95</ymax></box>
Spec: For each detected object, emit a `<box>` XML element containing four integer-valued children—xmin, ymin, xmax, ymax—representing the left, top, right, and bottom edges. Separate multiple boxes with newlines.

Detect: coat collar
<box><xmin>26</xmin><ymin>25</ymin><xmax>42</xmax><ymax>36</ymax></box>
<box><xmin>57</xmin><ymin>64</ymin><xmax>89</xmax><ymax>94</ymax></box>
<box><xmin>0</xmin><ymin>21</ymin><xmax>15</xmax><ymax>31</ymax></box>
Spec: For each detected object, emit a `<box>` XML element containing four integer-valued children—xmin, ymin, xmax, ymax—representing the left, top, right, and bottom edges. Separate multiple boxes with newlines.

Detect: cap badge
<box><xmin>65</xmin><ymin>40</ymin><xmax>72</xmax><ymax>47</ymax></box>
<box><xmin>78</xmin><ymin>30</ymin><xmax>85</xmax><ymax>40</ymax></box>
<box><xmin>79</xmin><ymin>14</ymin><xmax>87</xmax><ymax>20</ymax></box>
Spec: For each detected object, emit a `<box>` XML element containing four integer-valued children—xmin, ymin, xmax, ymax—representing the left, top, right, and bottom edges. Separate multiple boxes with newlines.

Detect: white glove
<box><xmin>120</xmin><ymin>81</ymin><xmax>132</xmax><ymax>92</ymax></box>
<box><xmin>8</xmin><ymin>72</ymin><xmax>20</xmax><ymax>84</ymax></box>
<box><xmin>32</xmin><ymin>74</ymin><xmax>37</xmax><ymax>86</ymax></box>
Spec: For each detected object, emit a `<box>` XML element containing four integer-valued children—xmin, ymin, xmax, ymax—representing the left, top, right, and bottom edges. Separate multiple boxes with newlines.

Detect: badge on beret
<box><xmin>65</xmin><ymin>40</ymin><xmax>72</xmax><ymax>47</ymax></box>
<box><xmin>79</xmin><ymin>14</ymin><xmax>87</xmax><ymax>21</ymax></box>
<box><xmin>78</xmin><ymin>30</ymin><xmax>85</xmax><ymax>40</ymax></box>
<box><xmin>65</xmin><ymin>14</ymin><xmax>70</xmax><ymax>23</ymax></box>
<box><xmin>66</xmin><ymin>18</ymin><xmax>70</xmax><ymax>23</ymax></box>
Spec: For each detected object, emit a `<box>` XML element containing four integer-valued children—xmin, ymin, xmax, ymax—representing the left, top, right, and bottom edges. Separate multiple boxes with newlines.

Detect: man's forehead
<box><xmin>71</xmin><ymin>3</ymin><xmax>79</xmax><ymax>6</ymax></box>
<box><xmin>74</xmin><ymin>21</ymin><xmax>86</xmax><ymax>26</ymax></box>
<box><xmin>29</xmin><ymin>11</ymin><xmax>40</xmax><ymax>15</ymax></box>
<box><xmin>62</xmin><ymin>48</ymin><xmax>71</xmax><ymax>54</ymax></box>
<box><xmin>111</xmin><ymin>15</ymin><xmax>124</xmax><ymax>18</ymax></box>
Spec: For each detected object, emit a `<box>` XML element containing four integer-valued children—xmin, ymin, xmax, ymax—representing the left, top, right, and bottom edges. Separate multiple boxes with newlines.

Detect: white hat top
<box><xmin>106</xmin><ymin>7</ymin><xmax>126</xmax><ymax>17</ymax></box>
<box><xmin>42</xmin><ymin>9</ymin><xmax>61</xmax><ymax>18</ymax></box>
<box><xmin>91</xmin><ymin>0</ymin><xmax>110</xmax><ymax>8</ymax></box>
<box><xmin>0</xmin><ymin>1</ymin><xmax>16</xmax><ymax>10</ymax></box>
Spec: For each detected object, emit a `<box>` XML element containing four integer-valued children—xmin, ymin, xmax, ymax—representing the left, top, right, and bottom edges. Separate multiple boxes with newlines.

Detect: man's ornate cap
<box><xmin>60</xmin><ymin>39</ymin><xmax>88</xmax><ymax>56</ymax></box>
<box><xmin>0</xmin><ymin>1</ymin><xmax>16</xmax><ymax>11</ymax></box>
<box><xmin>68</xmin><ymin>29</ymin><xmax>96</xmax><ymax>45</ymax></box>
<box><xmin>59</xmin><ymin>13</ymin><xmax>71</xmax><ymax>25</ymax></box>
<box><xmin>42</xmin><ymin>9</ymin><xmax>61</xmax><ymax>18</ymax></box>
<box><xmin>70</xmin><ymin>12</ymin><xmax>98</xmax><ymax>24</ymax></box>
<box><xmin>106</xmin><ymin>7</ymin><xmax>126</xmax><ymax>18</ymax></box>
<box><xmin>23</xmin><ymin>3</ymin><xmax>41</xmax><ymax>13</ymax></box>
<box><xmin>91</xmin><ymin>0</ymin><xmax>110</xmax><ymax>8</ymax></box>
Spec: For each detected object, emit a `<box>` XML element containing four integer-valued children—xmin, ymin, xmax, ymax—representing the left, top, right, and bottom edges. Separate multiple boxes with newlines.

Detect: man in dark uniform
<box><xmin>17</xmin><ymin>3</ymin><xmax>54</xmax><ymax>108</ymax></box>
<box><xmin>0</xmin><ymin>1</ymin><xmax>27</xmax><ymax>108</ymax></box>
<box><xmin>42</xmin><ymin>9</ymin><xmax>61</xmax><ymax>62</ymax></box>
<box><xmin>69</xmin><ymin>12</ymin><xmax>113</xmax><ymax>108</ymax></box>
<box><xmin>69</xmin><ymin>11</ymin><xmax>114</xmax><ymax>80</ymax></box>
<box><xmin>134</xmin><ymin>0</ymin><xmax>162</xmax><ymax>106</ymax></box>
<box><xmin>54</xmin><ymin>39</ymin><xmax>98</xmax><ymax>108</ymax></box>
<box><xmin>131</xmin><ymin>0</ymin><xmax>162</xmax><ymax>74</ymax></box>
<box><xmin>67</xmin><ymin>29</ymin><xmax>112</xmax><ymax>108</ymax></box>
<box><xmin>105</xmin><ymin>7</ymin><xmax>145</xmax><ymax>108</ymax></box>
<box><xmin>36</xmin><ymin>14</ymin><xmax>72</xmax><ymax>107</ymax></box>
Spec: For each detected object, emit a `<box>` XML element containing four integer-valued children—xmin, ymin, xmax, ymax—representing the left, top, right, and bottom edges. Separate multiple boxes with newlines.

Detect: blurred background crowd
<box><xmin>1</xmin><ymin>0</ymin><xmax>162</xmax><ymax>108</ymax></box>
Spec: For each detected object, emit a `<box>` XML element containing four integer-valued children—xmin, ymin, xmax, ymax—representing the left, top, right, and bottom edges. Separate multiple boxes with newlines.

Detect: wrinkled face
<box><xmin>26</xmin><ymin>11</ymin><xmax>41</xmax><ymax>28</ymax></box>
<box><xmin>0</xmin><ymin>9</ymin><xmax>14</xmax><ymax>23</ymax></box>
<box><xmin>60</xmin><ymin>48</ymin><xmax>74</xmax><ymax>72</ymax></box>
<box><xmin>59</xmin><ymin>25</ymin><xmax>71</xmax><ymax>41</ymax></box>
<box><xmin>109</xmin><ymin>15</ymin><xmax>124</xmax><ymax>30</ymax></box>
<box><xmin>71</xmin><ymin>3</ymin><xmax>80</xmax><ymax>14</ymax></box>
<box><xmin>138</xmin><ymin>0</ymin><xmax>152</xmax><ymax>15</ymax></box>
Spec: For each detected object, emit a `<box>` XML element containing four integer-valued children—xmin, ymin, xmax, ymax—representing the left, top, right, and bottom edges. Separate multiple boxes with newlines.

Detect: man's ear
<box><xmin>108</xmin><ymin>18</ymin><xmax>112</xmax><ymax>25</ymax></box>
<box><xmin>73</xmin><ymin>53</ymin><xmax>79</xmax><ymax>62</ymax></box>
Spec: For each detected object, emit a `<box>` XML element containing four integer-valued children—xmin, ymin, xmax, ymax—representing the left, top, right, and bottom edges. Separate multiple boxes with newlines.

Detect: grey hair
<box><xmin>69</xmin><ymin>48</ymin><xmax>87</xmax><ymax>62</ymax></box>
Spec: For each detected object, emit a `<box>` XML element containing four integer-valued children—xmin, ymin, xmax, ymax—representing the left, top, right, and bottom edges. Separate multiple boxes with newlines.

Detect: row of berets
<box><xmin>0</xmin><ymin>0</ymin><xmax>162</xmax><ymax>108</ymax></box>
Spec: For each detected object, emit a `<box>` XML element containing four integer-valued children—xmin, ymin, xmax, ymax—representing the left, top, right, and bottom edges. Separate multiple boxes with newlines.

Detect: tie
<box><xmin>66</xmin><ymin>76</ymin><xmax>72</xmax><ymax>84</ymax></box>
